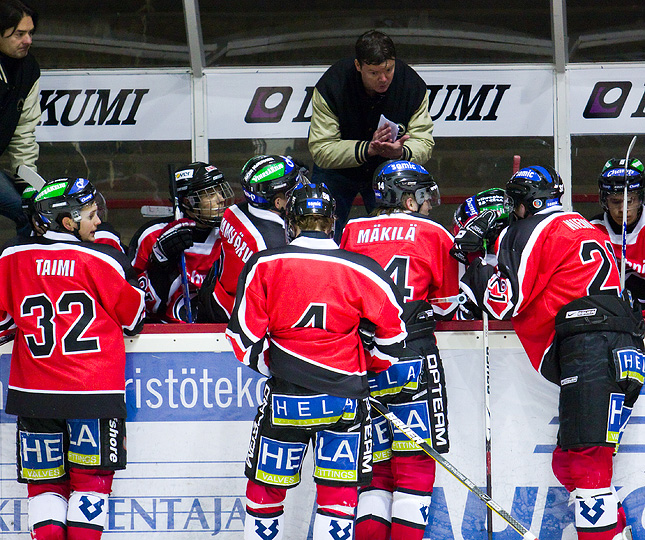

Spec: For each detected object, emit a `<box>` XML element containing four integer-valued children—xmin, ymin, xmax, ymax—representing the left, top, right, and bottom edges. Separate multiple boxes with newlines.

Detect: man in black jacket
<box><xmin>308</xmin><ymin>30</ymin><xmax>434</xmax><ymax>242</ymax></box>
<box><xmin>0</xmin><ymin>0</ymin><xmax>40</xmax><ymax>236</ymax></box>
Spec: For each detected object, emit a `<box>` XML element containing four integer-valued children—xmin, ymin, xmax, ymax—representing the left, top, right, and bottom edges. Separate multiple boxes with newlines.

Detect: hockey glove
<box><xmin>451</xmin><ymin>210</ymin><xmax>498</xmax><ymax>260</ymax></box>
<box><xmin>150</xmin><ymin>218</ymin><xmax>196</xmax><ymax>267</ymax></box>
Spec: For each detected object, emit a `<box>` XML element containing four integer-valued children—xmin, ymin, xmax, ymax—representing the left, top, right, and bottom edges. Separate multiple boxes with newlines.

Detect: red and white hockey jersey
<box><xmin>340</xmin><ymin>212</ymin><xmax>460</xmax><ymax>318</ymax></box>
<box><xmin>226</xmin><ymin>234</ymin><xmax>407</xmax><ymax>398</ymax></box>
<box><xmin>0</xmin><ymin>231</ymin><xmax>145</xmax><ymax>418</ymax></box>
<box><xmin>214</xmin><ymin>202</ymin><xmax>287</xmax><ymax>319</ymax></box>
<box><xmin>590</xmin><ymin>210</ymin><xmax>645</xmax><ymax>305</ymax></box>
<box><xmin>129</xmin><ymin>218</ymin><xmax>221</xmax><ymax>322</ymax></box>
<box><xmin>461</xmin><ymin>208</ymin><xmax>621</xmax><ymax>383</ymax></box>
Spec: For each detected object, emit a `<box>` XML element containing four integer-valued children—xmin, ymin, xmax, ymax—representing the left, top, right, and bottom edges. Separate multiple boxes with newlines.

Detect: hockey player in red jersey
<box><xmin>458</xmin><ymin>166</ymin><xmax>644</xmax><ymax>540</ymax></box>
<box><xmin>197</xmin><ymin>155</ymin><xmax>303</xmax><ymax>322</ymax></box>
<box><xmin>340</xmin><ymin>160</ymin><xmax>459</xmax><ymax>540</ymax></box>
<box><xmin>226</xmin><ymin>182</ymin><xmax>407</xmax><ymax>540</ymax></box>
<box><xmin>0</xmin><ymin>177</ymin><xmax>145</xmax><ymax>540</ymax></box>
<box><xmin>590</xmin><ymin>158</ymin><xmax>645</xmax><ymax>307</ymax></box>
<box><xmin>128</xmin><ymin>162</ymin><xmax>233</xmax><ymax>322</ymax></box>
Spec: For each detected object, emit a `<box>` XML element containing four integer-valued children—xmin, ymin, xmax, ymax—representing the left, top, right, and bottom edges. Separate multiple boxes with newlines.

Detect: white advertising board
<box><xmin>0</xmin><ymin>329</ymin><xmax>643</xmax><ymax>539</ymax></box>
<box><xmin>569</xmin><ymin>64</ymin><xmax>645</xmax><ymax>135</ymax></box>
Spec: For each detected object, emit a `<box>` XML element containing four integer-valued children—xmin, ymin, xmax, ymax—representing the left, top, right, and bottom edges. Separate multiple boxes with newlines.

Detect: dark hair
<box><xmin>355</xmin><ymin>30</ymin><xmax>396</xmax><ymax>66</ymax></box>
<box><xmin>0</xmin><ymin>0</ymin><xmax>38</xmax><ymax>37</ymax></box>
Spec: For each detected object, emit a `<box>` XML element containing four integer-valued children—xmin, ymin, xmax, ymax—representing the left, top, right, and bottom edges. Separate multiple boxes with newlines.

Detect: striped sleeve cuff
<box><xmin>401</xmin><ymin>145</ymin><xmax>411</xmax><ymax>161</ymax></box>
<box><xmin>356</xmin><ymin>141</ymin><xmax>370</xmax><ymax>164</ymax></box>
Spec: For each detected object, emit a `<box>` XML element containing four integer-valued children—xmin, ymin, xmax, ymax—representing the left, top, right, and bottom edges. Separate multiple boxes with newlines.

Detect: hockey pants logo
<box><xmin>255</xmin><ymin>518</ymin><xmax>280</xmax><ymax>540</ymax></box>
<box><xmin>79</xmin><ymin>495</ymin><xmax>105</xmax><ymax>521</ymax></box>
<box><xmin>421</xmin><ymin>504</ymin><xmax>431</xmax><ymax>522</ymax></box>
<box><xmin>579</xmin><ymin>498</ymin><xmax>605</xmax><ymax>525</ymax></box>
<box><xmin>329</xmin><ymin>520</ymin><xmax>352</xmax><ymax>540</ymax></box>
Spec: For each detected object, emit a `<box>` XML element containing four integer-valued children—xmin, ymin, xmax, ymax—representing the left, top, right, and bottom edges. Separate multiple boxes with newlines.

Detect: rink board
<box><xmin>0</xmin><ymin>326</ymin><xmax>643</xmax><ymax>539</ymax></box>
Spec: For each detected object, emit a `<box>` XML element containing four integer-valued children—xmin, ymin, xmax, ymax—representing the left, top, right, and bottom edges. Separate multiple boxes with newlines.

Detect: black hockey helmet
<box><xmin>598</xmin><ymin>157</ymin><xmax>645</xmax><ymax>212</ymax></box>
<box><xmin>285</xmin><ymin>182</ymin><xmax>335</xmax><ymax>239</ymax></box>
<box><xmin>373</xmin><ymin>160</ymin><xmax>440</xmax><ymax>209</ymax></box>
<box><xmin>240</xmin><ymin>155</ymin><xmax>303</xmax><ymax>210</ymax></box>
<box><xmin>505</xmin><ymin>165</ymin><xmax>564</xmax><ymax>216</ymax></box>
<box><xmin>33</xmin><ymin>177</ymin><xmax>97</xmax><ymax>232</ymax></box>
<box><xmin>453</xmin><ymin>188</ymin><xmax>510</xmax><ymax>235</ymax></box>
<box><xmin>173</xmin><ymin>162</ymin><xmax>234</xmax><ymax>226</ymax></box>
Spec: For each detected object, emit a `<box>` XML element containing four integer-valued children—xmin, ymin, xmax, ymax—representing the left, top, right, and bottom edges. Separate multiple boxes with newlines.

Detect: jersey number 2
<box><xmin>21</xmin><ymin>291</ymin><xmax>99</xmax><ymax>357</ymax></box>
<box><xmin>580</xmin><ymin>240</ymin><xmax>621</xmax><ymax>296</ymax></box>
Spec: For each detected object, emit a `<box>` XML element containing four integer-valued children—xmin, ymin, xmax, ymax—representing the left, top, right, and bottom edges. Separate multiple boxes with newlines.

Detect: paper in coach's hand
<box><xmin>378</xmin><ymin>114</ymin><xmax>399</xmax><ymax>143</ymax></box>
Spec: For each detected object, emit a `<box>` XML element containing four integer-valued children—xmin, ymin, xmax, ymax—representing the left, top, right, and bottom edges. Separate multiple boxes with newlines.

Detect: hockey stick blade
<box><xmin>429</xmin><ymin>293</ymin><xmax>467</xmax><ymax>305</ymax></box>
<box><xmin>369</xmin><ymin>398</ymin><xmax>539</xmax><ymax>540</ymax></box>
<box><xmin>17</xmin><ymin>165</ymin><xmax>45</xmax><ymax>190</ymax></box>
<box><xmin>141</xmin><ymin>205</ymin><xmax>174</xmax><ymax>218</ymax></box>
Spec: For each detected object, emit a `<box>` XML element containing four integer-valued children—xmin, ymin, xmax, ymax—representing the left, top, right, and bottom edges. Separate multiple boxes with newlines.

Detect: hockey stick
<box><xmin>621</xmin><ymin>136</ymin><xmax>638</xmax><ymax>292</ymax></box>
<box><xmin>141</xmin><ymin>205</ymin><xmax>173</xmax><ymax>218</ymax></box>
<box><xmin>369</xmin><ymin>398</ymin><xmax>539</xmax><ymax>540</ymax></box>
<box><xmin>483</xmin><ymin>309</ymin><xmax>493</xmax><ymax>540</ymax></box>
<box><xmin>512</xmin><ymin>155</ymin><xmax>521</xmax><ymax>175</ymax></box>
<box><xmin>168</xmin><ymin>164</ymin><xmax>194</xmax><ymax>323</ymax></box>
<box><xmin>429</xmin><ymin>293</ymin><xmax>467</xmax><ymax>305</ymax></box>
<box><xmin>17</xmin><ymin>165</ymin><xmax>45</xmax><ymax>190</ymax></box>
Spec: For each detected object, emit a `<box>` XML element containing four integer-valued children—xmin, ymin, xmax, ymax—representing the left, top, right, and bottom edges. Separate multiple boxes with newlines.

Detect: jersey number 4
<box><xmin>20</xmin><ymin>291</ymin><xmax>99</xmax><ymax>357</ymax></box>
<box><xmin>385</xmin><ymin>256</ymin><xmax>413</xmax><ymax>301</ymax></box>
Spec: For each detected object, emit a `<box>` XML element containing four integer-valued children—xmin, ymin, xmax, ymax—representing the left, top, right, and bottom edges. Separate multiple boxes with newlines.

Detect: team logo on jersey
<box><xmin>485</xmin><ymin>276</ymin><xmax>513</xmax><ymax>319</ymax></box>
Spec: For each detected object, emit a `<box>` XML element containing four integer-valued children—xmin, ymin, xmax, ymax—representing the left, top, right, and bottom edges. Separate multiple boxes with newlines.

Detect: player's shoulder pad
<box><xmin>128</xmin><ymin>217</ymin><xmax>172</xmax><ymax>248</ymax></box>
<box><xmin>81</xmin><ymin>241</ymin><xmax>139</xmax><ymax>278</ymax></box>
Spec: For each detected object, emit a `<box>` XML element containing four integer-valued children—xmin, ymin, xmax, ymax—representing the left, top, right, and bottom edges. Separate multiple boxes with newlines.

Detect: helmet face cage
<box><xmin>241</xmin><ymin>155</ymin><xmax>302</xmax><ymax>209</ymax></box>
<box><xmin>174</xmin><ymin>162</ymin><xmax>232</xmax><ymax>226</ymax></box>
<box><xmin>598</xmin><ymin>158</ymin><xmax>645</xmax><ymax>212</ymax></box>
<box><xmin>373</xmin><ymin>160</ymin><xmax>439</xmax><ymax>209</ymax></box>
<box><xmin>505</xmin><ymin>166</ymin><xmax>564</xmax><ymax>215</ymax></box>
<box><xmin>34</xmin><ymin>177</ymin><xmax>97</xmax><ymax>231</ymax></box>
<box><xmin>453</xmin><ymin>188</ymin><xmax>510</xmax><ymax>234</ymax></box>
<box><xmin>185</xmin><ymin>182</ymin><xmax>234</xmax><ymax>226</ymax></box>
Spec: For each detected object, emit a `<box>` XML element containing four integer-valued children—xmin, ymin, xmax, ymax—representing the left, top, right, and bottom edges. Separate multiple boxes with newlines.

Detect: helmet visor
<box><xmin>414</xmin><ymin>183</ymin><xmax>440</xmax><ymax>208</ymax></box>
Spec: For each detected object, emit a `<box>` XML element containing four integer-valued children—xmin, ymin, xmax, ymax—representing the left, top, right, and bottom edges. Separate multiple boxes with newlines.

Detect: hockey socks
<box><xmin>28</xmin><ymin>492</ymin><xmax>67</xmax><ymax>540</ymax></box>
<box><xmin>244</xmin><ymin>509</ymin><xmax>284</xmax><ymax>540</ymax></box>
<box><xmin>574</xmin><ymin>487</ymin><xmax>625</xmax><ymax>540</ymax></box>
<box><xmin>391</xmin><ymin>489</ymin><xmax>432</xmax><ymax>540</ymax></box>
<box><xmin>66</xmin><ymin>491</ymin><xmax>109</xmax><ymax>540</ymax></box>
<box><xmin>244</xmin><ymin>480</ymin><xmax>286</xmax><ymax>540</ymax></box>
<box><xmin>313</xmin><ymin>510</ymin><xmax>354</xmax><ymax>540</ymax></box>
<box><xmin>355</xmin><ymin>488</ymin><xmax>392</xmax><ymax>540</ymax></box>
